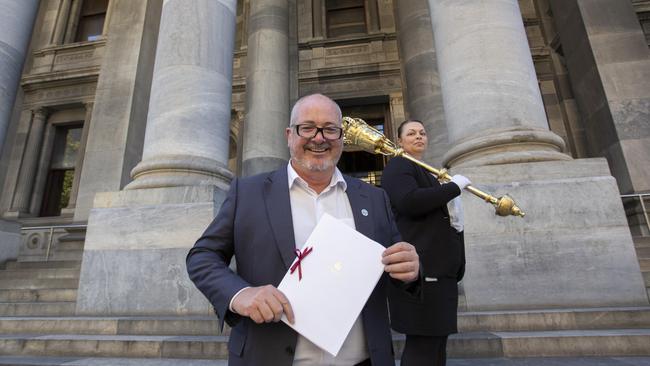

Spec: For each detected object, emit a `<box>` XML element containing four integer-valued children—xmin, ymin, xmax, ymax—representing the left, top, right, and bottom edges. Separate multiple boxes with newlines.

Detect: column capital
<box><xmin>32</xmin><ymin>107</ymin><xmax>50</xmax><ymax>120</ymax></box>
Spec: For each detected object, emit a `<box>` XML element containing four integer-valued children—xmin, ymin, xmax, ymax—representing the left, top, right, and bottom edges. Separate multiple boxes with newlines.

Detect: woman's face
<box><xmin>398</xmin><ymin>121</ymin><xmax>428</xmax><ymax>157</ymax></box>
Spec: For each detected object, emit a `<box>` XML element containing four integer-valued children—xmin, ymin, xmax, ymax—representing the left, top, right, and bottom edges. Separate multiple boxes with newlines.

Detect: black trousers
<box><xmin>400</xmin><ymin>335</ymin><xmax>448</xmax><ymax>366</ymax></box>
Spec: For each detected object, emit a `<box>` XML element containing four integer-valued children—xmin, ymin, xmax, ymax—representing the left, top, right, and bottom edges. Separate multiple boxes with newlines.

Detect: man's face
<box><xmin>286</xmin><ymin>97</ymin><xmax>343</xmax><ymax>175</ymax></box>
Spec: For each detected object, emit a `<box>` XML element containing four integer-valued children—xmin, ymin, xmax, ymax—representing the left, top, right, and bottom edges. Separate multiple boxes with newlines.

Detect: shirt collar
<box><xmin>287</xmin><ymin>161</ymin><xmax>347</xmax><ymax>192</ymax></box>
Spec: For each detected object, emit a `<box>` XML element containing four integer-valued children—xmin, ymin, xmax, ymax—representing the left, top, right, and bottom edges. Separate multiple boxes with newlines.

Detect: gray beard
<box><xmin>291</xmin><ymin>156</ymin><xmax>333</xmax><ymax>172</ymax></box>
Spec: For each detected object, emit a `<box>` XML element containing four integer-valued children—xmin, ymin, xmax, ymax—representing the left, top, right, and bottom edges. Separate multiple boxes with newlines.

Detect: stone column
<box><xmin>549</xmin><ymin>0</ymin><xmax>650</xmax><ymax>197</ymax></box>
<box><xmin>51</xmin><ymin>0</ymin><xmax>72</xmax><ymax>45</ymax></box>
<box><xmin>126</xmin><ymin>0</ymin><xmax>234</xmax><ymax>190</ymax></box>
<box><xmin>424</xmin><ymin>0</ymin><xmax>648</xmax><ymax>311</ymax></box>
<box><xmin>76</xmin><ymin>0</ymin><xmax>236</xmax><ymax>316</ymax></box>
<box><xmin>241</xmin><ymin>0</ymin><xmax>290</xmax><ymax>176</ymax></box>
<box><xmin>9</xmin><ymin>108</ymin><xmax>48</xmax><ymax>216</ymax></box>
<box><xmin>0</xmin><ymin>0</ymin><xmax>39</xmax><ymax>152</ymax></box>
<box><xmin>63</xmin><ymin>0</ymin><xmax>83</xmax><ymax>44</ymax></box>
<box><xmin>428</xmin><ymin>0</ymin><xmax>570</xmax><ymax>168</ymax></box>
<box><xmin>0</xmin><ymin>0</ymin><xmax>29</xmax><ymax>259</ymax></box>
<box><xmin>394</xmin><ymin>0</ymin><xmax>448</xmax><ymax>166</ymax></box>
<box><xmin>72</xmin><ymin>0</ymin><xmax>162</xmax><ymax>221</ymax></box>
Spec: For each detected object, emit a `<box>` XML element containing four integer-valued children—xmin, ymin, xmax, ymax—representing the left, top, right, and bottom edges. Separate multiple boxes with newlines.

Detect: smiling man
<box><xmin>186</xmin><ymin>93</ymin><xmax>419</xmax><ymax>366</ymax></box>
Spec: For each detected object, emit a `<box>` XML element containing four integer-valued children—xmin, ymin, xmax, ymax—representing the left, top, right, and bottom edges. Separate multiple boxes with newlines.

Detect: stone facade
<box><xmin>0</xmin><ymin>0</ymin><xmax>648</xmax><ymax>313</ymax></box>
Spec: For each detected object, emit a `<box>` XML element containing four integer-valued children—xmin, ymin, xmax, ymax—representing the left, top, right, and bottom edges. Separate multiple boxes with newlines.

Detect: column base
<box><xmin>453</xmin><ymin>158</ymin><xmax>648</xmax><ymax>310</ymax></box>
<box><xmin>443</xmin><ymin>128</ymin><xmax>571</xmax><ymax>168</ymax></box>
<box><xmin>75</xmin><ymin>185</ymin><xmax>227</xmax><ymax>315</ymax></box>
<box><xmin>126</xmin><ymin>155</ymin><xmax>233</xmax><ymax>191</ymax></box>
<box><xmin>242</xmin><ymin>156</ymin><xmax>287</xmax><ymax>177</ymax></box>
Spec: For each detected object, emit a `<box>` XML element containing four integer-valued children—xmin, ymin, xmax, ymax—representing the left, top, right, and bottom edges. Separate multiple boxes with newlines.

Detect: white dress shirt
<box><xmin>287</xmin><ymin>163</ymin><xmax>369</xmax><ymax>366</ymax></box>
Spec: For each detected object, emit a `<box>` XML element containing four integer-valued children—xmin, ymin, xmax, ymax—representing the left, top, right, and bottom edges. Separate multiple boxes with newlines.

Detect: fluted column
<box><xmin>395</xmin><ymin>0</ymin><xmax>448</xmax><ymax>166</ymax></box>
<box><xmin>428</xmin><ymin>0</ymin><xmax>570</xmax><ymax>168</ymax></box>
<box><xmin>0</xmin><ymin>0</ymin><xmax>39</xmax><ymax>152</ymax></box>
<box><xmin>126</xmin><ymin>0</ymin><xmax>235</xmax><ymax>190</ymax></box>
<box><xmin>10</xmin><ymin>108</ymin><xmax>48</xmax><ymax>215</ymax></box>
<box><xmin>241</xmin><ymin>0</ymin><xmax>290</xmax><ymax>176</ymax></box>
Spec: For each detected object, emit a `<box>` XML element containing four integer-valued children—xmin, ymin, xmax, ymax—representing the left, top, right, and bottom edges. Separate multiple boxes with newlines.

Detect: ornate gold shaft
<box><xmin>342</xmin><ymin>117</ymin><xmax>525</xmax><ymax>217</ymax></box>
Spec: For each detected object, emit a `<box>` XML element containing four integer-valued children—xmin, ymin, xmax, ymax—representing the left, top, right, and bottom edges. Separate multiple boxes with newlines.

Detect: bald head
<box><xmin>289</xmin><ymin>94</ymin><xmax>342</xmax><ymax>127</ymax></box>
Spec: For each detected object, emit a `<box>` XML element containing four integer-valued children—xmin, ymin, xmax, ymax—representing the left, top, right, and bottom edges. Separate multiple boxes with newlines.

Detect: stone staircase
<box><xmin>634</xmin><ymin>236</ymin><xmax>650</xmax><ymax>298</ymax></box>
<box><xmin>1</xmin><ymin>237</ymin><xmax>650</xmax><ymax>364</ymax></box>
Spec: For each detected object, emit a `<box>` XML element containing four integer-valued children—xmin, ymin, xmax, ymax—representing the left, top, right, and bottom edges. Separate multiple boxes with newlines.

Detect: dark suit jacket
<box><xmin>186</xmin><ymin>167</ymin><xmax>402</xmax><ymax>366</ymax></box>
<box><xmin>381</xmin><ymin>156</ymin><xmax>465</xmax><ymax>336</ymax></box>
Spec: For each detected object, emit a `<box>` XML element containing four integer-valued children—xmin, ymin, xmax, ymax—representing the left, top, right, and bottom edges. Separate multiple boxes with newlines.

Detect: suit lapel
<box><xmin>344</xmin><ymin>176</ymin><xmax>374</xmax><ymax>239</ymax></box>
<box><xmin>263</xmin><ymin>168</ymin><xmax>297</xmax><ymax>270</ymax></box>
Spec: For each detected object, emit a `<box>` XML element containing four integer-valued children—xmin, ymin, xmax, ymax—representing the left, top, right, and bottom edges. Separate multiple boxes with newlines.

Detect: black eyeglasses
<box><xmin>293</xmin><ymin>124</ymin><xmax>343</xmax><ymax>140</ymax></box>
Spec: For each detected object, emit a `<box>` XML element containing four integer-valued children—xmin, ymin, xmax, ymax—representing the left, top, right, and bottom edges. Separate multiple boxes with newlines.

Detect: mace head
<box><xmin>495</xmin><ymin>195</ymin><xmax>525</xmax><ymax>217</ymax></box>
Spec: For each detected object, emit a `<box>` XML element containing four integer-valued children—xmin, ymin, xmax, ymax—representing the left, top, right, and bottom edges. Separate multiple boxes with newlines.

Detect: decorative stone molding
<box><xmin>31</xmin><ymin>40</ymin><xmax>106</xmax><ymax>75</ymax></box>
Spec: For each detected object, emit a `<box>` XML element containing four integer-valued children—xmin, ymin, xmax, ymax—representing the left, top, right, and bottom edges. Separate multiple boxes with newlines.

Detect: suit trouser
<box><xmin>400</xmin><ymin>335</ymin><xmax>447</xmax><ymax>366</ymax></box>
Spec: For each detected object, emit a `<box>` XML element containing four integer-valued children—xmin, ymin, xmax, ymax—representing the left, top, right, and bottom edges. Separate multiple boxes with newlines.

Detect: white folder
<box><xmin>278</xmin><ymin>213</ymin><xmax>386</xmax><ymax>356</ymax></box>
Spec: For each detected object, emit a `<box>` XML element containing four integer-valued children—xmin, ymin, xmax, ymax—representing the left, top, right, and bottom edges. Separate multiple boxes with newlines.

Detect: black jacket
<box><xmin>381</xmin><ymin>156</ymin><xmax>466</xmax><ymax>336</ymax></box>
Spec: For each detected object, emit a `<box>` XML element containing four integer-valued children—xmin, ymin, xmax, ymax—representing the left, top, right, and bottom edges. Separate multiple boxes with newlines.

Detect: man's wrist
<box><xmin>229</xmin><ymin>286</ymin><xmax>250</xmax><ymax>313</ymax></box>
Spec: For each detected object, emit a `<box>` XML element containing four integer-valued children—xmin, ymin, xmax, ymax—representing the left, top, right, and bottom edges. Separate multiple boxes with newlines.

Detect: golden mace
<box><xmin>342</xmin><ymin>117</ymin><xmax>525</xmax><ymax>217</ymax></box>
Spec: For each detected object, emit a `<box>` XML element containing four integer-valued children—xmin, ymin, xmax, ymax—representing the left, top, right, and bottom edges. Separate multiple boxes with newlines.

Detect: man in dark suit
<box><xmin>186</xmin><ymin>93</ymin><xmax>419</xmax><ymax>366</ymax></box>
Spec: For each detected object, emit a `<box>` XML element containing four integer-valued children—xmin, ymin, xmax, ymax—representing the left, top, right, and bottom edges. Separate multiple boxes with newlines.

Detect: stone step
<box><xmin>45</xmin><ymin>251</ymin><xmax>84</xmax><ymax>262</ymax></box>
<box><xmin>1</xmin><ymin>357</ymin><xmax>650</xmax><ymax>366</ymax></box>
<box><xmin>0</xmin><ymin>278</ymin><xmax>79</xmax><ymax>290</ymax></box>
<box><xmin>457</xmin><ymin>306</ymin><xmax>650</xmax><ymax>332</ymax></box>
<box><xmin>0</xmin><ymin>334</ymin><xmax>229</xmax><ymax>359</ymax></box>
<box><xmin>1</xmin><ymin>330</ymin><xmax>649</xmax><ymax>359</ymax></box>
<box><xmin>5</xmin><ymin>261</ymin><xmax>81</xmax><ymax>270</ymax></box>
<box><xmin>2</xmin><ymin>307</ymin><xmax>649</xmax><ymax>335</ymax></box>
<box><xmin>633</xmin><ymin>236</ymin><xmax>650</xmax><ymax>247</ymax></box>
<box><xmin>411</xmin><ymin>330</ymin><xmax>650</xmax><ymax>358</ymax></box>
<box><xmin>0</xmin><ymin>268</ymin><xmax>80</xmax><ymax>280</ymax></box>
<box><xmin>645</xmin><ymin>272</ymin><xmax>650</xmax><ymax>286</ymax></box>
<box><xmin>53</xmin><ymin>242</ymin><xmax>84</xmax><ymax>252</ymax></box>
<box><xmin>637</xmin><ymin>246</ymin><xmax>650</xmax><ymax>258</ymax></box>
<box><xmin>0</xmin><ymin>356</ymin><xmax>227</xmax><ymax>366</ymax></box>
<box><xmin>0</xmin><ymin>316</ymin><xmax>220</xmax><ymax>336</ymax></box>
<box><xmin>0</xmin><ymin>302</ymin><xmax>76</xmax><ymax>316</ymax></box>
<box><xmin>0</xmin><ymin>289</ymin><xmax>77</xmax><ymax>303</ymax></box>
<box><xmin>640</xmin><ymin>259</ymin><xmax>650</xmax><ymax>271</ymax></box>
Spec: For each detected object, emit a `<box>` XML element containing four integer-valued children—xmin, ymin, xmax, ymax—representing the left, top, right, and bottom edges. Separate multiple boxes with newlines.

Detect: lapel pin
<box><xmin>361</xmin><ymin>209</ymin><xmax>368</xmax><ymax>217</ymax></box>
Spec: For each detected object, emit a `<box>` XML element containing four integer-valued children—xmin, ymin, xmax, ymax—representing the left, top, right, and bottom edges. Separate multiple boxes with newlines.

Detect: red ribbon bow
<box><xmin>290</xmin><ymin>247</ymin><xmax>313</xmax><ymax>281</ymax></box>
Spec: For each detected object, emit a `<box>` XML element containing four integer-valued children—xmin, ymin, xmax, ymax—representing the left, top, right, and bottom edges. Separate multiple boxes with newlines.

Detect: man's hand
<box><xmin>231</xmin><ymin>285</ymin><xmax>295</xmax><ymax>324</ymax></box>
<box><xmin>382</xmin><ymin>242</ymin><xmax>419</xmax><ymax>282</ymax></box>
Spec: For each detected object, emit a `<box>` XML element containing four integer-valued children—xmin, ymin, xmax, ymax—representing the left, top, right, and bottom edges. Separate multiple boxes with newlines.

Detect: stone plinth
<box><xmin>456</xmin><ymin>158</ymin><xmax>648</xmax><ymax>310</ymax></box>
<box><xmin>75</xmin><ymin>186</ymin><xmax>226</xmax><ymax>315</ymax></box>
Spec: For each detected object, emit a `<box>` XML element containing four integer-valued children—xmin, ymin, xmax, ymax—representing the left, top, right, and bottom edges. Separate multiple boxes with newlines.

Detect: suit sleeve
<box><xmin>382</xmin><ymin>188</ymin><xmax>402</xmax><ymax>244</ymax></box>
<box><xmin>186</xmin><ymin>178</ymin><xmax>250</xmax><ymax>330</ymax></box>
<box><xmin>382</xmin><ymin>157</ymin><xmax>461</xmax><ymax>217</ymax></box>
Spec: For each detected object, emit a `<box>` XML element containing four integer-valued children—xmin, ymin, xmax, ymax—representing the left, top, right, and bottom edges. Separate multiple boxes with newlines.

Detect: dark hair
<box><xmin>397</xmin><ymin>119</ymin><xmax>424</xmax><ymax>138</ymax></box>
